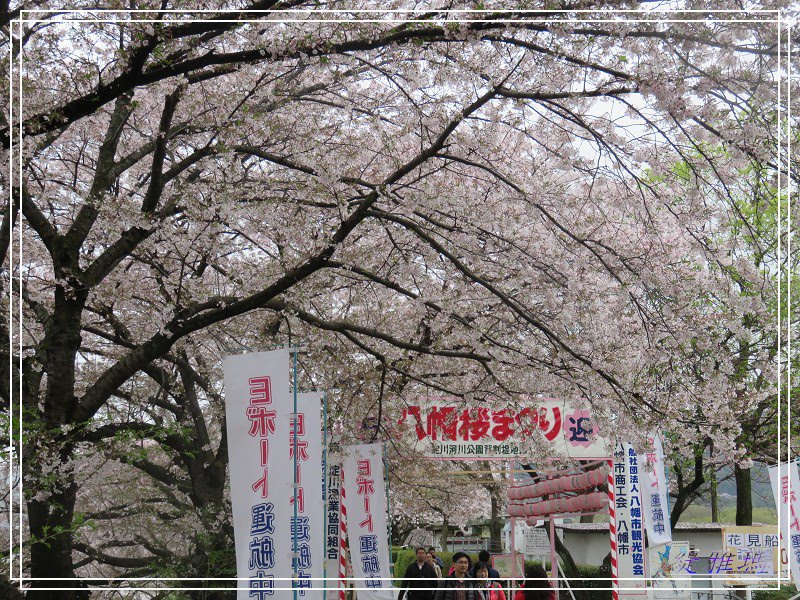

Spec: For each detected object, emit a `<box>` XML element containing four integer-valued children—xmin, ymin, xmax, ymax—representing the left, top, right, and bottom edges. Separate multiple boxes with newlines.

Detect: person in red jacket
<box><xmin>474</xmin><ymin>562</ymin><xmax>506</xmax><ymax>600</ymax></box>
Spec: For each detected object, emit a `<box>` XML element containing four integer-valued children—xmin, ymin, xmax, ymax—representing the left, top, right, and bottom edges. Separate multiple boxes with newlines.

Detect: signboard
<box><xmin>341</xmin><ymin>444</ymin><xmax>393</xmax><ymax>600</ymax></box>
<box><xmin>492</xmin><ymin>552</ymin><xmax>525</xmax><ymax>579</ymax></box>
<box><xmin>769</xmin><ymin>461</ymin><xmax>800</xmax><ymax>589</ymax></box>
<box><xmin>612</xmin><ymin>443</ymin><xmax>647</xmax><ymax>597</ymax></box>
<box><xmin>291</xmin><ymin>392</ymin><xmax>324</xmax><ymax>594</ymax></box>
<box><xmin>224</xmin><ymin>350</ymin><xmax>293</xmax><ymax>599</ymax></box>
<box><xmin>397</xmin><ymin>398</ymin><xmax>606</xmax><ymax>459</ymax></box>
<box><xmin>721</xmin><ymin>525</ymin><xmax>780</xmax><ymax>584</ymax></box>
<box><xmin>523</xmin><ymin>528</ymin><xmax>550</xmax><ymax>557</ymax></box>
<box><xmin>647</xmin><ymin>542</ymin><xmax>690</xmax><ymax>599</ymax></box>
<box><xmin>642</xmin><ymin>434</ymin><xmax>671</xmax><ymax>546</ymax></box>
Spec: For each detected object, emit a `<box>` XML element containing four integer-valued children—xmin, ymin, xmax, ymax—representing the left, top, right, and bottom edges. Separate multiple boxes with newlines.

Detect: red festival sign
<box><xmin>396</xmin><ymin>398</ymin><xmax>606</xmax><ymax>460</ymax></box>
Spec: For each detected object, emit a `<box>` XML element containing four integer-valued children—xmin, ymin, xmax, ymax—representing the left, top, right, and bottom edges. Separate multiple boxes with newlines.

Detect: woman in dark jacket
<box><xmin>435</xmin><ymin>552</ymin><xmax>486</xmax><ymax>600</ymax></box>
<box><xmin>512</xmin><ymin>564</ymin><xmax>555</xmax><ymax>600</ymax></box>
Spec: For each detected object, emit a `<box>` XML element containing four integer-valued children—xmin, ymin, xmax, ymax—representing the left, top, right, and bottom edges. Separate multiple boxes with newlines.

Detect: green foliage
<box><xmin>394</xmin><ymin>549</ymin><xmax>417</xmax><ymax>585</ymax></box>
<box><xmin>753</xmin><ymin>585</ymin><xmax>797</xmax><ymax>600</ymax></box>
<box><xmin>29</xmin><ymin>511</ymin><xmax>99</xmax><ymax>549</ymax></box>
<box><xmin>560</xmin><ymin>564</ymin><xmax>612</xmax><ymax>600</ymax></box>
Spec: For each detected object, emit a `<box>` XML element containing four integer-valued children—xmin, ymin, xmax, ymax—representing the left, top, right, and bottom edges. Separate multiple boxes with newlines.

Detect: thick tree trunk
<box><xmin>710</xmin><ymin>468</ymin><xmax>719</xmax><ymax>523</ymax></box>
<box><xmin>25</xmin><ymin>286</ymin><xmax>87</xmax><ymax>600</ymax></box>
<box><xmin>489</xmin><ymin>486</ymin><xmax>503</xmax><ymax>552</ymax></box>
<box><xmin>735</xmin><ymin>464</ymin><xmax>753</xmax><ymax>526</ymax></box>
<box><xmin>440</xmin><ymin>517</ymin><xmax>449</xmax><ymax>552</ymax></box>
<box><xmin>0</xmin><ymin>572</ymin><xmax>25</xmax><ymax>600</ymax></box>
<box><xmin>185</xmin><ymin>485</ymin><xmax>235</xmax><ymax>600</ymax></box>
<box><xmin>27</xmin><ymin>478</ymin><xmax>86</xmax><ymax>600</ymax></box>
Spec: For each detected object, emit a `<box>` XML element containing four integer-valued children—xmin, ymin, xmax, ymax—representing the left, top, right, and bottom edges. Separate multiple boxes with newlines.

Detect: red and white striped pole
<box><xmin>608</xmin><ymin>459</ymin><xmax>618</xmax><ymax>600</ymax></box>
<box><xmin>339</xmin><ymin>465</ymin><xmax>348</xmax><ymax>600</ymax></box>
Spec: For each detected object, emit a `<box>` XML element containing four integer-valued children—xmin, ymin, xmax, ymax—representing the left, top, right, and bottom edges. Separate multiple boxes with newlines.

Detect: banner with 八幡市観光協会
<box><xmin>612</xmin><ymin>443</ymin><xmax>647</xmax><ymax>599</ymax></box>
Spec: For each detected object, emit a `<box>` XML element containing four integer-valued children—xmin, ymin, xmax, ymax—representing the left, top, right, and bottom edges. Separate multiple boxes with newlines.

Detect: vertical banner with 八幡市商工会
<box><xmin>612</xmin><ymin>443</ymin><xmax>647</xmax><ymax>600</ymax></box>
<box><xmin>341</xmin><ymin>443</ymin><xmax>393</xmax><ymax>600</ymax></box>
<box><xmin>224</xmin><ymin>350</ymin><xmax>293</xmax><ymax>600</ymax></box>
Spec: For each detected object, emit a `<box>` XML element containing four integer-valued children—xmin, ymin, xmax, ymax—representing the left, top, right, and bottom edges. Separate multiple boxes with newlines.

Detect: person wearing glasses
<box><xmin>435</xmin><ymin>552</ymin><xmax>485</xmax><ymax>600</ymax></box>
<box><xmin>474</xmin><ymin>561</ymin><xmax>505</xmax><ymax>600</ymax></box>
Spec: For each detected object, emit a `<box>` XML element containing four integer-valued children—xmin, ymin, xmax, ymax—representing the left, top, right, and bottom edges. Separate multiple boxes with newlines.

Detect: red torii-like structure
<box><xmin>507</xmin><ymin>461</ymin><xmax>611</xmax><ymax>595</ymax></box>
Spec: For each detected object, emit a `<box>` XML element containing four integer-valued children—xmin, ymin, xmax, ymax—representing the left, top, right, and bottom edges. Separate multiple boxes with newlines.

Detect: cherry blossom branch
<box><xmin>72</xmin><ymin>540</ymin><xmax>169</xmax><ymax>570</ymax></box>
<box><xmin>365</xmin><ymin>206</ymin><xmax>664</xmax><ymax>415</ymax></box>
<box><xmin>74</xmin><ymin>86</ymin><xmax>499</xmax><ymax>423</ymax></box>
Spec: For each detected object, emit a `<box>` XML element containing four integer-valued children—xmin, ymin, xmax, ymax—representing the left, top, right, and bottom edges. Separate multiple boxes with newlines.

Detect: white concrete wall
<box><xmin>561</xmin><ymin>529</ymin><xmax>726</xmax><ymax>566</ymax></box>
<box><xmin>562</xmin><ymin>531</ymin><xmax>611</xmax><ymax>566</ymax></box>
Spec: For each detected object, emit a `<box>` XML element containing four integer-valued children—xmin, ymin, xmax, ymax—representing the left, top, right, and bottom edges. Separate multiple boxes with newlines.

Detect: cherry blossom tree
<box><xmin>1</xmin><ymin>1</ymin><xmax>795</xmax><ymax>598</ymax></box>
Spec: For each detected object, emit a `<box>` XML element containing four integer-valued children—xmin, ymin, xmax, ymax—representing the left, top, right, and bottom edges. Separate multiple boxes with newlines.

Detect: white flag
<box><xmin>769</xmin><ymin>461</ymin><xmax>800</xmax><ymax>590</ymax></box>
<box><xmin>224</xmin><ymin>350</ymin><xmax>293</xmax><ymax>600</ymax></box>
<box><xmin>291</xmin><ymin>392</ymin><xmax>325</xmax><ymax>592</ymax></box>
<box><xmin>642</xmin><ymin>434</ymin><xmax>672</xmax><ymax>545</ymax></box>
<box><xmin>341</xmin><ymin>443</ymin><xmax>393</xmax><ymax>600</ymax></box>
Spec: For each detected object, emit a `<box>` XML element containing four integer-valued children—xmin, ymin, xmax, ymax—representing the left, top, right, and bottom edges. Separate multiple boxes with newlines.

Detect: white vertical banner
<box><xmin>292</xmin><ymin>392</ymin><xmax>325</xmax><ymax>594</ymax></box>
<box><xmin>642</xmin><ymin>434</ymin><xmax>672</xmax><ymax>546</ymax></box>
<box><xmin>769</xmin><ymin>461</ymin><xmax>800</xmax><ymax>590</ymax></box>
<box><xmin>224</xmin><ymin>350</ymin><xmax>293</xmax><ymax>600</ymax></box>
<box><xmin>325</xmin><ymin>459</ymin><xmax>342</xmax><ymax>600</ymax></box>
<box><xmin>341</xmin><ymin>443</ymin><xmax>393</xmax><ymax>600</ymax></box>
<box><xmin>612</xmin><ymin>442</ymin><xmax>647</xmax><ymax>598</ymax></box>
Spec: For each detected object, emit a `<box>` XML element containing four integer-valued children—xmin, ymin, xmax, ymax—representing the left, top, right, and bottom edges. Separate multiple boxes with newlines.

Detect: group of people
<box><xmin>397</xmin><ymin>547</ymin><xmax>555</xmax><ymax>600</ymax></box>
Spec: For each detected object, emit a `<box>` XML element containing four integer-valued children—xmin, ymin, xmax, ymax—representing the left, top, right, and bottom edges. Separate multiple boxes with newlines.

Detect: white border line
<box><xmin>16</xmin><ymin>14</ymin><xmax>23</xmax><ymax>585</ymax></box>
<box><xmin>11</xmin><ymin>18</ymin><xmax>788</xmax><ymax>25</ymax></box>
<box><xmin>777</xmin><ymin>7</ymin><xmax>783</xmax><ymax>588</ymax></box>
<box><xmin>789</xmin><ymin>19</ymin><xmax>792</xmax><ymax>591</ymax></box>
<box><xmin>6</xmin><ymin>15</ymin><xmax>13</xmax><ymax>589</ymax></box>
<box><xmin>9</xmin><ymin>8</ymin><xmax>790</xmax><ymax>593</ymax></box>
<box><xmin>15</xmin><ymin>8</ymin><xmax>786</xmax><ymax>13</ymax></box>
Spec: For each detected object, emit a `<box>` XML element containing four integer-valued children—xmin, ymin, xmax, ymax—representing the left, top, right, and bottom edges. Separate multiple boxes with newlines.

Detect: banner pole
<box><xmin>339</xmin><ymin>464</ymin><xmax>348</xmax><ymax>600</ymax></box>
<box><xmin>510</xmin><ymin>460</ymin><xmax>518</xmax><ymax>589</ymax></box>
<box><xmin>608</xmin><ymin>458</ymin><xmax>618</xmax><ymax>600</ymax></box>
<box><xmin>549</xmin><ymin>516</ymin><xmax>558</xmax><ymax>591</ymax></box>
<box><xmin>383</xmin><ymin>442</ymin><xmax>394</xmax><ymax>580</ymax></box>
